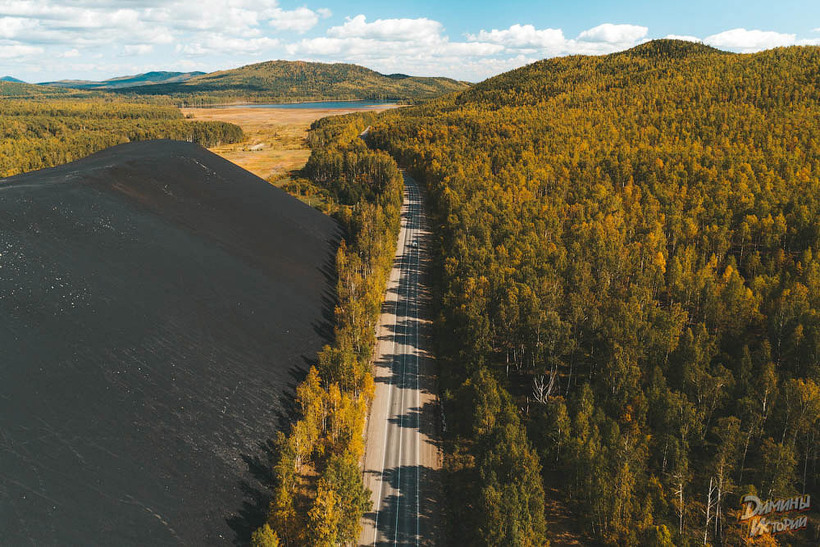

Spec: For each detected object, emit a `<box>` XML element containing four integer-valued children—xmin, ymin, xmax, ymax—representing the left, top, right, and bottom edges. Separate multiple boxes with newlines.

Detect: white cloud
<box><xmin>328</xmin><ymin>15</ymin><xmax>443</xmax><ymax>43</ymax></box>
<box><xmin>0</xmin><ymin>44</ymin><xmax>43</xmax><ymax>58</ymax></box>
<box><xmin>704</xmin><ymin>28</ymin><xmax>795</xmax><ymax>52</ymax></box>
<box><xmin>123</xmin><ymin>44</ymin><xmax>153</xmax><ymax>56</ymax></box>
<box><xmin>386</xmin><ymin>54</ymin><xmax>538</xmax><ymax>82</ymax></box>
<box><xmin>179</xmin><ymin>35</ymin><xmax>279</xmax><ymax>56</ymax></box>
<box><xmin>0</xmin><ymin>0</ymin><xmax>337</xmax><ymax>80</ymax></box>
<box><xmin>466</xmin><ymin>22</ymin><xmax>649</xmax><ymax>58</ymax></box>
<box><xmin>0</xmin><ymin>3</ymin><xmax>818</xmax><ymax>86</ymax></box>
<box><xmin>268</xmin><ymin>7</ymin><xmax>320</xmax><ymax>33</ymax></box>
<box><xmin>0</xmin><ymin>16</ymin><xmax>36</xmax><ymax>39</ymax></box>
<box><xmin>468</xmin><ymin>24</ymin><xmax>565</xmax><ymax>54</ymax></box>
<box><xmin>665</xmin><ymin>34</ymin><xmax>701</xmax><ymax>43</ymax></box>
<box><xmin>286</xmin><ymin>15</ymin><xmax>506</xmax><ymax>78</ymax></box>
<box><xmin>445</xmin><ymin>42</ymin><xmax>506</xmax><ymax>56</ymax></box>
<box><xmin>577</xmin><ymin>23</ymin><xmax>648</xmax><ymax>44</ymax></box>
<box><xmin>286</xmin><ymin>37</ymin><xmax>342</xmax><ymax>56</ymax></box>
<box><xmin>0</xmin><ymin>0</ymin><xmax>324</xmax><ymax>49</ymax></box>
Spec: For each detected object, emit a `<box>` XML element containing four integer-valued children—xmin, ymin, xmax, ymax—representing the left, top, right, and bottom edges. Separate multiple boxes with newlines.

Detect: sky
<box><xmin>1</xmin><ymin>0</ymin><xmax>819</xmax><ymax>83</ymax></box>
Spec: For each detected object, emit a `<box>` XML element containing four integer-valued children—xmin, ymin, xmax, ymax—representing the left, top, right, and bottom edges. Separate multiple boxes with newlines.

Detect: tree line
<box><xmin>368</xmin><ymin>40</ymin><xmax>820</xmax><ymax>545</ymax></box>
<box><xmin>252</xmin><ymin>112</ymin><xmax>403</xmax><ymax>546</ymax></box>
<box><xmin>0</xmin><ymin>99</ymin><xmax>243</xmax><ymax>177</ymax></box>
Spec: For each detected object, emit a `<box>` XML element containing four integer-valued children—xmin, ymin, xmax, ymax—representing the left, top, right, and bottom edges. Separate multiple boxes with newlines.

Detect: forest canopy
<box><xmin>0</xmin><ymin>99</ymin><xmax>243</xmax><ymax>177</ymax></box>
<box><xmin>253</xmin><ymin>112</ymin><xmax>404</xmax><ymax>546</ymax></box>
<box><xmin>110</xmin><ymin>60</ymin><xmax>468</xmax><ymax>105</ymax></box>
<box><xmin>369</xmin><ymin>40</ymin><xmax>820</xmax><ymax>545</ymax></box>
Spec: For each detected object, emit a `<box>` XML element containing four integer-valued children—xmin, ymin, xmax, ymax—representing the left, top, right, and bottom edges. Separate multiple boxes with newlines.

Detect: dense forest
<box><xmin>111</xmin><ymin>60</ymin><xmax>468</xmax><ymax>105</ymax></box>
<box><xmin>252</xmin><ymin>112</ymin><xmax>403</xmax><ymax>546</ymax></box>
<box><xmin>366</xmin><ymin>40</ymin><xmax>820</xmax><ymax>545</ymax></box>
<box><xmin>0</xmin><ymin>100</ymin><xmax>243</xmax><ymax>177</ymax></box>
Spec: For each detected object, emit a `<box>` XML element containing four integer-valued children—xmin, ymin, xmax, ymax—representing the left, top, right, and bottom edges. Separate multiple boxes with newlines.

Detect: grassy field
<box><xmin>181</xmin><ymin>104</ymin><xmax>396</xmax><ymax>181</ymax></box>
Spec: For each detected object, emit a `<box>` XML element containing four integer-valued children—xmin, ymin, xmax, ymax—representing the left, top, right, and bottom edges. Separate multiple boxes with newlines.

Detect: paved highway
<box><xmin>359</xmin><ymin>173</ymin><xmax>440</xmax><ymax>546</ymax></box>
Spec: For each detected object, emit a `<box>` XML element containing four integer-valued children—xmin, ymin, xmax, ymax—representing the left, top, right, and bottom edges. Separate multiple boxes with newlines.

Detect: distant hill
<box><xmin>1</xmin><ymin>75</ymin><xmax>25</xmax><ymax>83</ymax></box>
<box><xmin>113</xmin><ymin>60</ymin><xmax>469</xmax><ymax>103</ymax></box>
<box><xmin>0</xmin><ymin>140</ymin><xmax>340</xmax><ymax>545</ymax></box>
<box><xmin>455</xmin><ymin>38</ymin><xmax>730</xmax><ymax>107</ymax></box>
<box><xmin>0</xmin><ymin>80</ymin><xmax>85</xmax><ymax>98</ymax></box>
<box><xmin>41</xmin><ymin>70</ymin><xmax>205</xmax><ymax>90</ymax></box>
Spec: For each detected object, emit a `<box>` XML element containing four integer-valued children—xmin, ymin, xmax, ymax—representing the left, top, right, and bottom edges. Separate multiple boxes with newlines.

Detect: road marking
<box><xmin>415</xmin><ymin>190</ymin><xmax>421</xmax><ymax>546</ymax></box>
<box><xmin>393</xmin><ymin>185</ymin><xmax>416</xmax><ymax>545</ymax></box>
<box><xmin>369</xmin><ymin>179</ymin><xmax>426</xmax><ymax>546</ymax></box>
<box><xmin>373</xmin><ymin>181</ymin><xmax>413</xmax><ymax>545</ymax></box>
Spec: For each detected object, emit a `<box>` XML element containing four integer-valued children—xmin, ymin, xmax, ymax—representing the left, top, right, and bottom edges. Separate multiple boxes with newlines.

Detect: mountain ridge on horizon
<box><xmin>40</xmin><ymin>70</ymin><xmax>206</xmax><ymax>90</ymax></box>
<box><xmin>28</xmin><ymin>58</ymin><xmax>468</xmax><ymax>103</ymax></box>
<box><xmin>15</xmin><ymin>40</ymin><xmax>804</xmax><ymax>104</ymax></box>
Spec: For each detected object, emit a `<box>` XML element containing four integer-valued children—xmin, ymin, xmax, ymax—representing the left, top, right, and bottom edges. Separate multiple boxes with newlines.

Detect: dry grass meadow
<box><xmin>182</xmin><ymin>104</ymin><xmax>397</xmax><ymax>182</ymax></box>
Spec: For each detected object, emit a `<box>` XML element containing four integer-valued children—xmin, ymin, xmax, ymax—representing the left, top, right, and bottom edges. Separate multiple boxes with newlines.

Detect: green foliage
<box><xmin>643</xmin><ymin>524</ymin><xmax>675</xmax><ymax>546</ymax></box>
<box><xmin>112</xmin><ymin>60</ymin><xmax>468</xmax><ymax>104</ymax></box>
<box><xmin>370</xmin><ymin>40</ymin><xmax>820</xmax><ymax>545</ymax></box>
<box><xmin>250</xmin><ymin>524</ymin><xmax>280</xmax><ymax>547</ymax></box>
<box><xmin>0</xmin><ymin>80</ymin><xmax>99</xmax><ymax>99</ymax></box>
<box><xmin>478</xmin><ymin>411</ymin><xmax>547</xmax><ymax>546</ymax></box>
<box><xmin>445</xmin><ymin>369</ymin><xmax>548</xmax><ymax>545</ymax></box>
<box><xmin>256</xmin><ymin>111</ymin><xmax>403</xmax><ymax>545</ymax></box>
<box><xmin>307</xmin><ymin>483</ymin><xmax>341</xmax><ymax>546</ymax></box>
<box><xmin>321</xmin><ymin>452</ymin><xmax>372</xmax><ymax>543</ymax></box>
<box><xmin>0</xmin><ymin>99</ymin><xmax>243</xmax><ymax>177</ymax></box>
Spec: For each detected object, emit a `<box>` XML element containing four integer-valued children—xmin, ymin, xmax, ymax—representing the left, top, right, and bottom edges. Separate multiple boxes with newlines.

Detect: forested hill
<box><xmin>457</xmin><ymin>39</ymin><xmax>735</xmax><ymax>107</ymax></box>
<box><xmin>41</xmin><ymin>71</ymin><xmax>205</xmax><ymax>90</ymax></box>
<box><xmin>370</xmin><ymin>40</ymin><xmax>820</xmax><ymax>545</ymax></box>
<box><xmin>0</xmin><ymin>80</ymin><xmax>87</xmax><ymax>99</ymax></box>
<box><xmin>114</xmin><ymin>60</ymin><xmax>469</xmax><ymax>103</ymax></box>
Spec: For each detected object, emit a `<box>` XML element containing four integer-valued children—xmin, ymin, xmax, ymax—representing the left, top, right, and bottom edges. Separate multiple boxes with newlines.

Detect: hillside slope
<box><xmin>0</xmin><ymin>140</ymin><xmax>341</xmax><ymax>544</ymax></box>
<box><xmin>117</xmin><ymin>60</ymin><xmax>468</xmax><ymax>103</ymax></box>
<box><xmin>370</xmin><ymin>40</ymin><xmax>820</xmax><ymax>545</ymax></box>
<box><xmin>0</xmin><ymin>80</ymin><xmax>88</xmax><ymax>98</ymax></box>
<box><xmin>42</xmin><ymin>71</ymin><xmax>205</xmax><ymax>90</ymax></box>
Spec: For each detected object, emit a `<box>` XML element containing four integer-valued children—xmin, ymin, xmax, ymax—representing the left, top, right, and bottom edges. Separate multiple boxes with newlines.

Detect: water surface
<box><xmin>237</xmin><ymin>100</ymin><xmax>397</xmax><ymax>109</ymax></box>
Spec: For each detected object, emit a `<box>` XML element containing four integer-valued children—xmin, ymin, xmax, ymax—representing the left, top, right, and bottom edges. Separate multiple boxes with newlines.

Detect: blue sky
<box><xmin>1</xmin><ymin>0</ymin><xmax>818</xmax><ymax>83</ymax></box>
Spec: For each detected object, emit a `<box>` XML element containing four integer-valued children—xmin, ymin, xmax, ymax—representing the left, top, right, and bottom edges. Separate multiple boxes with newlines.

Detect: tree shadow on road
<box><xmin>362</xmin><ymin>465</ymin><xmax>444</xmax><ymax>546</ymax></box>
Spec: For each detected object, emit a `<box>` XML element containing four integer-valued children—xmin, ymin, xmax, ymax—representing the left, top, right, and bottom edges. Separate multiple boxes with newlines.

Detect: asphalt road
<box><xmin>360</xmin><ymin>173</ymin><xmax>440</xmax><ymax>546</ymax></box>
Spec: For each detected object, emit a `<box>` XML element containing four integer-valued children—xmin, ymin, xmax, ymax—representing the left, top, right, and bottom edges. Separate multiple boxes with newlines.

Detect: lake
<box><xmin>237</xmin><ymin>100</ymin><xmax>398</xmax><ymax>109</ymax></box>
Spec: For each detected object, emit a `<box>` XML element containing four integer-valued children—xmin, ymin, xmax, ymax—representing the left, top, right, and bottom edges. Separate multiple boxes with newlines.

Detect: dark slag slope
<box><xmin>0</xmin><ymin>140</ymin><xmax>341</xmax><ymax>545</ymax></box>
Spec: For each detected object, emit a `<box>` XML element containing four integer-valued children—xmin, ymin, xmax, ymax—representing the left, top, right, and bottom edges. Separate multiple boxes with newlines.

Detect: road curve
<box><xmin>359</xmin><ymin>173</ymin><xmax>441</xmax><ymax>546</ymax></box>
